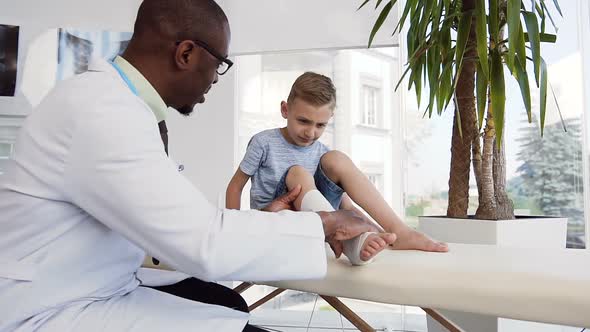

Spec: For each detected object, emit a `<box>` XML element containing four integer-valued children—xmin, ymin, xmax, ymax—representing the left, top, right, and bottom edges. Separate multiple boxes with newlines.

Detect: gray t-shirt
<box><xmin>240</xmin><ymin>128</ymin><xmax>330</xmax><ymax>210</ymax></box>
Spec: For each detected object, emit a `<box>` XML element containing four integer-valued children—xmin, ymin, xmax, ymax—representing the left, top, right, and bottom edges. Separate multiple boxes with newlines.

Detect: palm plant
<box><xmin>359</xmin><ymin>0</ymin><xmax>562</xmax><ymax>220</ymax></box>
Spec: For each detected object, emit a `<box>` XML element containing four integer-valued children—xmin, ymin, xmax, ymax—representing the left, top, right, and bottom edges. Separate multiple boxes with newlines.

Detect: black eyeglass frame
<box><xmin>175</xmin><ymin>39</ymin><xmax>233</xmax><ymax>75</ymax></box>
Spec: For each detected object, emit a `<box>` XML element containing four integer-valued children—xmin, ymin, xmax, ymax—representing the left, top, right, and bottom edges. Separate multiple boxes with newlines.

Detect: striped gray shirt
<box><xmin>239</xmin><ymin>128</ymin><xmax>329</xmax><ymax>210</ymax></box>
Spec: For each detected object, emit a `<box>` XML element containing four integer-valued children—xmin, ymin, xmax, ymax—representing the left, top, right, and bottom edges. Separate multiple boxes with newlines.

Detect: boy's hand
<box><xmin>262</xmin><ymin>185</ymin><xmax>302</xmax><ymax>212</ymax></box>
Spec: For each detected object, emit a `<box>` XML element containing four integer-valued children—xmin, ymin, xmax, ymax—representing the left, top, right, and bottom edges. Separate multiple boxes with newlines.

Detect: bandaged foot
<box><xmin>300</xmin><ymin>190</ymin><xmax>396</xmax><ymax>265</ymax></box>
<box><xmin>342</xmin><ymin>231</ymin><xmax>396</xmax><ymax>265</ymax></box>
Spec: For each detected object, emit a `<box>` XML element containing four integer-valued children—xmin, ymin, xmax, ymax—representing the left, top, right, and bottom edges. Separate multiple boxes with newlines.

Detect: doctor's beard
<box><xmin>175</xmin><ymin>105</ymin><xmax>195</xmax><ymax>116</ymax></box>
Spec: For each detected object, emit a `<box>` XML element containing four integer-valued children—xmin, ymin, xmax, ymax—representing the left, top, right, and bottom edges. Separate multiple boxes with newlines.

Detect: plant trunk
<box><xmin>475</xmin><ymin>9</ymin><xmax>514</xmax><ymax>220</ymax></box>
<box><xmin>447</xmin><ymin>0</ymin><xmax>478</xmax><ymax>218</ymax></box>
<box><xmin>493</xmin><ymin>136</ymin><xmax>515</xmax><ymax>219</ymax></box>
<box><xmin>475</xmin><ymin>101</ymin><xmax>498</xmax><ymax>219</ymax></box>
<box><xmin>472</xmin><ymin>121</ymin><xmax>483</xmax><ymax>206</ymax></box>
<box><xmin>477</xmin><ymin>109</ymin><xmax>515</xmax><ymax>220</ymax></box>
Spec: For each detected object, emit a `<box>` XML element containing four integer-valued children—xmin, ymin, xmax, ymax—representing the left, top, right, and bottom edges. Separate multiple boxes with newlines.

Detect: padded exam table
<box><xmin>146</xmin><ymin>243</ymin><xmax>590</xmax><ymax>331</ymax></box>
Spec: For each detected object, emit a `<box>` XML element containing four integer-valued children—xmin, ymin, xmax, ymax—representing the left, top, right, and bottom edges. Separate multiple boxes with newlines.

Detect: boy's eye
<box><xmin>317</xmin><ymin>124</ymin><xmax>326</xmax><ymax>128</ymax></box>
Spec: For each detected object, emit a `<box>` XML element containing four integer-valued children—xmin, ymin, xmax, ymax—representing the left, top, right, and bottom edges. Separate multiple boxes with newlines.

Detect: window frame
<box><xmin>579</xmin><ymin>0</ymin><xmax>590</xmax><ymax>249</ymax></box>
<box><xmin>361</xmin><ymin>84</ymin><xmax>379</xmax><ymax>126</ymax></box>
<box><xmin>358</xmin><ymin>75</ymin><xmax>383</xmax><ymax>128</ymax></box>
<box><xmin>361</xmin><ymin>161</ymin><xmax>385</xmax><ymax>194</ymax></box>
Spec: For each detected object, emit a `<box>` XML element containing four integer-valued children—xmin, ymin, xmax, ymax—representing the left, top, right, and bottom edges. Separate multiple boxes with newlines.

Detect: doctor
<box><xmin>0</xmin><ymin>0</ymin><xmax>385</xmax><ymax>331</ymax></box>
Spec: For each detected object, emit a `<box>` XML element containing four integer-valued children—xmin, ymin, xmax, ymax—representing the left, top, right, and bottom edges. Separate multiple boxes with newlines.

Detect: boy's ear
<box><xmin>280</xmin><ymin>101</ymin><xmax>289</xmax><ymax>119</ymax></box>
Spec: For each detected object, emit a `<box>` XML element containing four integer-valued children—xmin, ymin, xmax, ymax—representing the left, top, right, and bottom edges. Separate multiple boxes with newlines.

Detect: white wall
<box><xmin>166</xmin><ymin>69</ymin><xmax>237</xmax><ymax>205</ymax></box>
<box><xmin>0</xmin><ymin>0</ymin><xmax>400</xmax><ymax>200</ymax></box>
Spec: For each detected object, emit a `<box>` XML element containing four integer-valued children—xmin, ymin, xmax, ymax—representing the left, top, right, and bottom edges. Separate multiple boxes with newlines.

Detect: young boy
<box><xmin>226</xmin><ymin>72</ymin><xmax>448</xmax><ymax>265</ymax></box>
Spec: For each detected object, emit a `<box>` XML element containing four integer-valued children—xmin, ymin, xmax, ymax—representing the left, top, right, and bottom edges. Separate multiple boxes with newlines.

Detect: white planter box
<box><xmin>418</xmin><ymin>216</ymin><xmax>570</xmax><ymax>332</ymax></box>
<box><xmin>419</xmin><ymin>216</ymin><xmax>568</xmax><ymax>248</ymax></box>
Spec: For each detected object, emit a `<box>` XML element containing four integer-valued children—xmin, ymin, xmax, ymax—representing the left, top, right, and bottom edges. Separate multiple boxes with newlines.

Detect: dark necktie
<box><xmin>152</xmin><ymin>120</ymin><xmax>169</xmax><ymax>267</ymax></box>
<box><xmin>158</xmin><ymin>120</ymin><xmax>168</xmax><ymax>155</ymax></box>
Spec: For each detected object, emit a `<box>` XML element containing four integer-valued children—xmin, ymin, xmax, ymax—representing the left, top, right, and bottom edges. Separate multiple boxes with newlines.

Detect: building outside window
<box><xmin>361</xmin><ymin>84</ymin><xmax>379</xmax><ymax>126</ymax></box>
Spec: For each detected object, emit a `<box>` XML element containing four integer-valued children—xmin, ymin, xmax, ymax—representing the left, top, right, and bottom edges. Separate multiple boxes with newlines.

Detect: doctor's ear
<box><xmin>174</xmin><ymin>41</ymin><xmax>199</xmax><ymax>70</ymax></box>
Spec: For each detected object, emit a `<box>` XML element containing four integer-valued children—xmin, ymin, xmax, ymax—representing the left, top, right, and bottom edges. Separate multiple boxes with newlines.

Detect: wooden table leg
<box><xmin>233</xmin><ymin>282</ymin><xmax>254</xmax><ymax>294</ymax></box>
<box><xmin>248</xmin><ymin>288</ymin><xmax>286</xmax><ymax>311</ymax></box>
<box><xmin>422</xmin><ymin>308</ymin><xmax>463</xmax><ymax>332</ymax></box>
<box><xmin>320</xmin><ymin>295</ymin><xmax>376</xmax><ymax>332</ymax></box>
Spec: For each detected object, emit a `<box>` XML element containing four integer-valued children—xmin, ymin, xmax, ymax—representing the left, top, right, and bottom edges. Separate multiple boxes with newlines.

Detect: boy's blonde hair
<box><xmin>287</xmin><ymin>72</ymin><xmax>336</xmax><ymax>109</ymax></box>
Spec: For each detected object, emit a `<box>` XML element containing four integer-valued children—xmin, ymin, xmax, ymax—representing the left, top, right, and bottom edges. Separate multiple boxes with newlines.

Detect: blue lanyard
<box><xmin>111</xmin><ymin>61</ymin><xmax>139</xmax><ymax>96</ymax></box>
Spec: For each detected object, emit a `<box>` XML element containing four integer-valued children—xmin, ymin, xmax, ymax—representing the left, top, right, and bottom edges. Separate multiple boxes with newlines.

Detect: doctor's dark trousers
<box><xmin>150</xmin><ymin>277</ymin><xmax>268</xmax><ymax>332</ymax></box>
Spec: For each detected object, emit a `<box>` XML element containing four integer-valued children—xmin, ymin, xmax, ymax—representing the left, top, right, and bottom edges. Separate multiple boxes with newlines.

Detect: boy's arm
<box><xmin>226</xmin><ymin>168</ymin><xmax>251</xmax><ymax>209</ymax></box>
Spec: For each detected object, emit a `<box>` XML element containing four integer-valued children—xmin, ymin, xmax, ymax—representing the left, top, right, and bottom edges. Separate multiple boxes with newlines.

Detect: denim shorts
<box><xmin>273</xmin><ymin>164</ymin><xmax>344</xmax><ymax>210</ymax></box>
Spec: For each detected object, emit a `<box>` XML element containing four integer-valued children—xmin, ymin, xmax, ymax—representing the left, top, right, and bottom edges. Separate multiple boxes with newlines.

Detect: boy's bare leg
<box><xmin>285</xmin><ymin>166</ymin><xmax>395</xmax><ymax>263</ymax></box>
<box><xmin>284</xmin><ymin>166</ymin><xmax>317</xmax><ymax>211</ymax></box>
<box><xmin>320</xmin><ymin>151</ymin><xmax>448</xmax><ymax>252</ymax></box>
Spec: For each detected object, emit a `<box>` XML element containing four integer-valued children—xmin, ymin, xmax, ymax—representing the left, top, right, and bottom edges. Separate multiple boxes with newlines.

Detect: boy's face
<box><xmin>281</xmin><ymin>98</ymin><xmax>333</xmax><ymax>147</ymax></box>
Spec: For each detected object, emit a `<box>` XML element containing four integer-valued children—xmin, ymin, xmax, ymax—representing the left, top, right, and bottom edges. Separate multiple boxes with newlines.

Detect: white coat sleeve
<box><xmin>64</xmin><ymin>101</ymin><xmax>327</xmax><ymax>282</ymax></box>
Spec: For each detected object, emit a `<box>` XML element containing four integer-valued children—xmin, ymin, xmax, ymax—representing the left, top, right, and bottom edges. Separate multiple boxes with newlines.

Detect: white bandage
<box><xmin>343</xmin><ymin>231</ymin><xmax>377</xmax><ymax>266</ymax></box>
<box><xmin>300</xmin><ymin>189</ymin><xmax>335</xmax><ymax>212</ymax></box>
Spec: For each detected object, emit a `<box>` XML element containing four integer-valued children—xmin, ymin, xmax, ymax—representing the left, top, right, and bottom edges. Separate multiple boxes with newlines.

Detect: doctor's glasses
<box><xmin>175</xmin><ymin>39</ymin><xmax>233</xmax><ymax>75</ymax></box>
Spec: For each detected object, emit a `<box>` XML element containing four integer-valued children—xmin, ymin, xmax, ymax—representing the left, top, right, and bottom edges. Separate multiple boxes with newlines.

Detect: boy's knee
<box><xmin>320</xmin><ymin>151</ymin><xmax>351</xmax><ymax>180</ymax></box>
<box><xmin>285</xmin><ymin>165</ymin><xmax>313</xmax><ymax>187</ymax></box>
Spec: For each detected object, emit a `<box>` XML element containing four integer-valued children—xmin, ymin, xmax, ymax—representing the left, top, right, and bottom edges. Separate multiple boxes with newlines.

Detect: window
<box><xmin>361</xmin><ymin>84</ymin><xmax>379</xmax><ymax>126</ymax></box>
<box><xmin>366</xmin><ymin>173</ymin><xmax>383</xmax><ymax>193</ymax></box>
<box><xmin>402</xmin><ymin>1</ymin><xmax>587</xmax><ymax>250</ymax></box>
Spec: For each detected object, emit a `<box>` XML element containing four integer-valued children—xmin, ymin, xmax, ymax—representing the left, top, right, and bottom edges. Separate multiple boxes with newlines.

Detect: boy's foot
<box><xmin>390</xmin><ymin>229</ymin><xmax>448</xmax><ymax>252</ymax></box>
<box><xmin>360</xmin><ymin>233</ymin><xmax>397</xmax><ymax>261</ymax></box>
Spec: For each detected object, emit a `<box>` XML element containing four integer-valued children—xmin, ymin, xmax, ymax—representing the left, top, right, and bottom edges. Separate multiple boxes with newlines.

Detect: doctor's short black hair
<box><xmin>133</xmin><ymin>0</ymin><xmax>228</xmax><ymax>43</ymax></box>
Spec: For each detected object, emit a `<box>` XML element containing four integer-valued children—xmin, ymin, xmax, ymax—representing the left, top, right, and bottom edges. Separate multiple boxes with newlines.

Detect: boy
<box><xmin>227</xmin><ymin>72</ymin><xmax>447</xmax><ymax>265</ymax></box>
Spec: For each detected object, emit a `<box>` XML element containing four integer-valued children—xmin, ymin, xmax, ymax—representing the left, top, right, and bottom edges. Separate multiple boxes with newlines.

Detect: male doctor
<box><xmin>0</xmin><ymin>0</ymin><xmax>387</xmax><ymax>331</ymax></box>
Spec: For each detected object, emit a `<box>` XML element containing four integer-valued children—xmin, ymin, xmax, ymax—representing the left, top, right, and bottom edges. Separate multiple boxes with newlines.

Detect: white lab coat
<box><xmin>0</xmin><ymin>58</ymin><xmax>327</xmax><ymax>331</ymax></box>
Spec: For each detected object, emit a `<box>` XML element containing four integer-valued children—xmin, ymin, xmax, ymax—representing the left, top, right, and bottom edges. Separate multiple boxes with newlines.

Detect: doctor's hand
<box><xmin>318</xmin><ymin>210</ymin><xmax>385</xmax><ymax>258</ymax></box>
<box><xmin>262</xmin><ymin>185</ymin><xmax>302</xmax><ymax>212</ymax></box>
